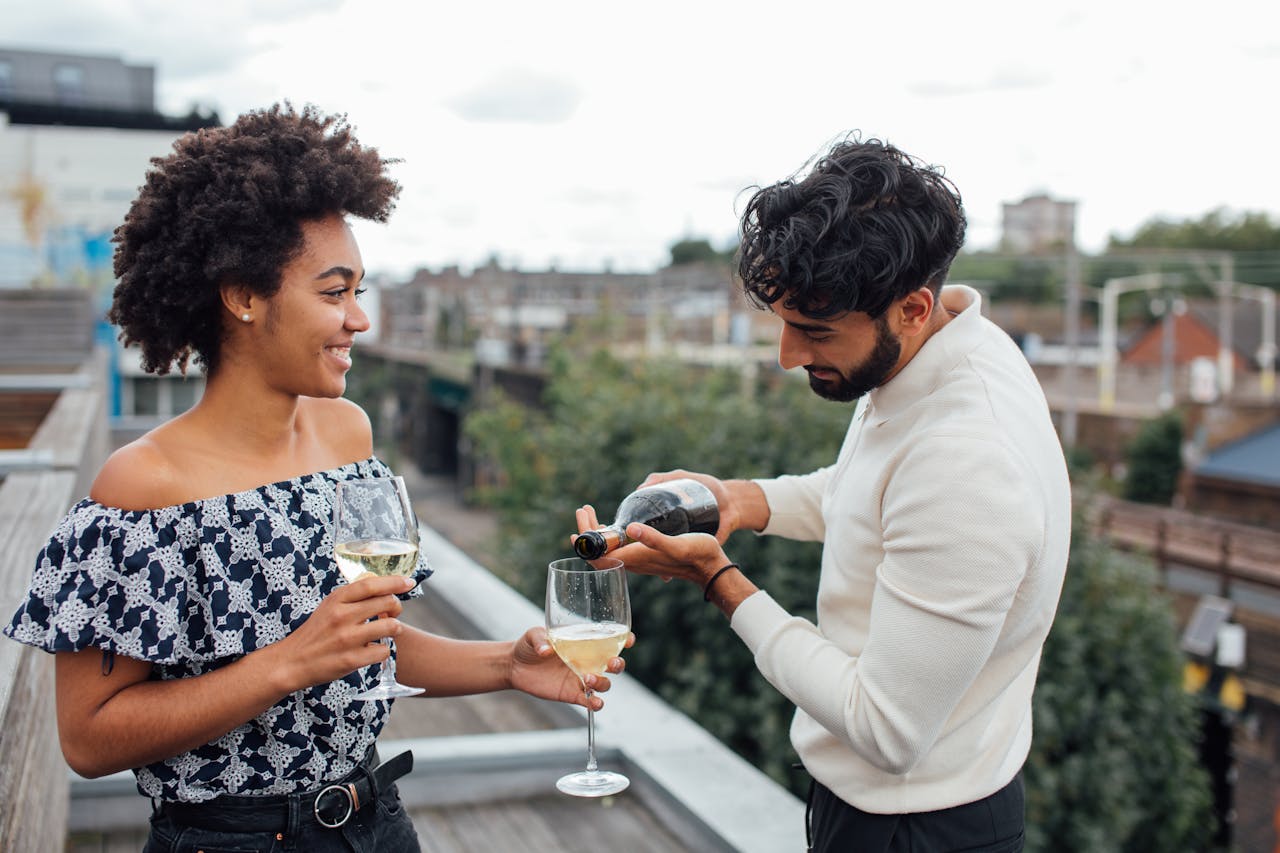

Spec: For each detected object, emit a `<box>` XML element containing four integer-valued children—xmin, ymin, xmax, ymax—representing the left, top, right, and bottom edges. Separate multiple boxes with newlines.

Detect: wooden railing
<box><xmin>0</xmin><ymin>354</ymin><xmax>108</xmax><ymax>851</ymax></box>
<box><xmin>1094</xmin><ymin>496</ymin><xmax>1280</xmax><ymax>593</ymax></box>
<box><xmin>1093</xmin><ymin>496</ymin><xmax>1280</xmax><ymax>702</ymax></box>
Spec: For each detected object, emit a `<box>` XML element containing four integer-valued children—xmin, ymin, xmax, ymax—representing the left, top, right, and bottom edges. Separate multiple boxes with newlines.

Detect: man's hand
<box><xmin>636</xmin><ymin>469</ymin><xmax>739</xmax><ymax>542</ymax></box>
<box><xmin>574</xmin><ymin>499</ymin><xmax>730</xmax><ymax>583</ymax></box>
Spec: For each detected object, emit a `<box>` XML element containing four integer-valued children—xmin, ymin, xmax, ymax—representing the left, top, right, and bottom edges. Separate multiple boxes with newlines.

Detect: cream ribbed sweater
<box><xmin>731</xmin><ymin>285</ymin><xmax>1070</xmax><ymax>814</ymax></box>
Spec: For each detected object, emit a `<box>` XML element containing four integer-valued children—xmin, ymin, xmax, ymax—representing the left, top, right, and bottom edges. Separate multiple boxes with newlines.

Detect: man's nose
<box><xmin>777</xmin><ymin>325</ymin><xmax>810</xmax><ymax>371</ymax></box>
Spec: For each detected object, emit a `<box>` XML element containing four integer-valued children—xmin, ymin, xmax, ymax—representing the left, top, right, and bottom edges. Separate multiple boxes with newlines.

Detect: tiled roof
<box><xmin>1195</xmin><ymin>421</ymin><xmax>1280</xmax><ymax>488</ymax></box>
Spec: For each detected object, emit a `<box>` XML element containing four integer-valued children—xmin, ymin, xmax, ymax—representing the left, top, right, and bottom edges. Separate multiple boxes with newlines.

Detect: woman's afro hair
<box><xmin>108</xmin><ymin>103</ymin><xmax>400</xmax><ymax>375</ymax></box>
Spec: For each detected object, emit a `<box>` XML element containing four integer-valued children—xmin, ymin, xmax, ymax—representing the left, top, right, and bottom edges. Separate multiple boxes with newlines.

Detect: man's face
<box><xmin>771</xmin><ymin>301</ymin><xmax>903</xmax><ymax>402</ymax></box>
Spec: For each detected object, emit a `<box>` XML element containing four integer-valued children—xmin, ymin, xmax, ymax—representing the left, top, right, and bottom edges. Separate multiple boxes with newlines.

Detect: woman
<box><xmin>4</xmin><ymin>104</ymin><xmax>626</xmax><ymax>852</ymax></box>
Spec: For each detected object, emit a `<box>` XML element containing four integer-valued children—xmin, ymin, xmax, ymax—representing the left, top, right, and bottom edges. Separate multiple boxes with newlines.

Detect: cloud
<box><xmin>562</xmin><ymin>186</ymin><xmax>637</xmax><ymax>206</ymax></box>
<box><xmin>447</xmin><ymin>68</ymin><xmax>582</xmax><ymax>124</ymax></box>
<box><xmin>908</xmin><ymin>66</ymin><xmax>1052</xmax><ymax>97</ymax></box>
<box><xmin>2</xmin><ymin>0</ymin><xmax>342</xmax><ymax>80</ymax></box>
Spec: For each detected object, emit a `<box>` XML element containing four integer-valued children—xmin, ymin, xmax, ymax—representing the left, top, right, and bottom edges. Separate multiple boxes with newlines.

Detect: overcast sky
<box><xmin>7</xmin><ymin>0</ymin><xmax>1278</xmax><ymax>278</ymax></box>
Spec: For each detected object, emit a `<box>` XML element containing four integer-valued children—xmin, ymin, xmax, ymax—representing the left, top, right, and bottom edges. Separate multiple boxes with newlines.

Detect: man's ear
<box><xmin>220</xmin><ymin>284</ymin><xmax>256</xmax><ymax>324</ymax></box>
<box><xmin>897</xmin><ymin>287</ymin><xmax>936</xmax><ymax>337</ymax></box>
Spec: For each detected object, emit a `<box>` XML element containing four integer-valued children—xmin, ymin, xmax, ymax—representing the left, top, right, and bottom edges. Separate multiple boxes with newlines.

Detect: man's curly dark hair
<box><xmin>108</xmin><ymin>103</ymin><xmax>401</xmax><ymax>375</ymax></box>
<box><xmin>737</xmin><ymin>135</ymin><xmax>966</xmax><ymax>320</ymax></box>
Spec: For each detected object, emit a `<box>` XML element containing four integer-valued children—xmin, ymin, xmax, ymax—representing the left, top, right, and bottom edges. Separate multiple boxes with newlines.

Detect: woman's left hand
<box><xmin>508</xmin><ymin>627</ymin><xmax>634</xmax><ymax>710</ymax></box>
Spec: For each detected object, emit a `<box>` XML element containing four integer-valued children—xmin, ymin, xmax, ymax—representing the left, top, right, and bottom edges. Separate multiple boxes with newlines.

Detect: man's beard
<box><xmin>806</xmin><ymin>315</ymin><xmax>901</xmax><ymax>402</ymax></box>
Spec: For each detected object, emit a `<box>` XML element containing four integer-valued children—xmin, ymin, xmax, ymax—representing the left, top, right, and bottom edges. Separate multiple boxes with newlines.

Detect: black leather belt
<box><xmin>160</xmin><ymin>749</ymin><xmax>414</xmax><ymax>832</ymax></box>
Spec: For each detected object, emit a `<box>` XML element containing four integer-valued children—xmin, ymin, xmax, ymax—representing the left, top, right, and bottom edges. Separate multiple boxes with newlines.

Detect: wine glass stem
<box><xmin>585</xmin><ymin>687</ymin><xmax>598</xmax><ymax>773</ymax></box>
<box><xmin>380</xmin><ymin>637</ymin><xmax>398</xmax><ymax>688</ymax></box>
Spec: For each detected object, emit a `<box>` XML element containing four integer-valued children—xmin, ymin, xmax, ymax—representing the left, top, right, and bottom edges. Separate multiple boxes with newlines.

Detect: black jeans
<box><xmin>807</xmin><ymin>772</ymin><xmax>1024</xmax><ymax>853</ymax></box>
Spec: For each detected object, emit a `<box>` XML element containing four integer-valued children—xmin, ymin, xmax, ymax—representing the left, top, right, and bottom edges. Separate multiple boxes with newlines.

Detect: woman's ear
<box><xmin>220</xmin><ymin>284</ymin><xmax>256</xmax><ymax>325</ymax></box>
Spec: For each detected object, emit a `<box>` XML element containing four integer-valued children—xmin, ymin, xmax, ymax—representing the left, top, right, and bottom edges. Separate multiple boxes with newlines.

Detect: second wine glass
<box><xmin>545</xmin><ymin>556</ymin><xmax>631</xmax><ymax>797</ymax></box>
<box><xmin>332</xmin><ymin>476</ymin><xmax>424</xmax><ymax>700</ymax></box>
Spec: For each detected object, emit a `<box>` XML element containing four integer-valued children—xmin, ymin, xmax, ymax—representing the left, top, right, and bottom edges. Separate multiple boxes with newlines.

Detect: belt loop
<box><xmin>359</xmin><ymin>761</ymin><xmax>380</xmax><ymax>805</ymax></box>
<box><xmin>282</xmin><ymin>792</ymin><xmax>301</xmax><ymax>852</ymax></box>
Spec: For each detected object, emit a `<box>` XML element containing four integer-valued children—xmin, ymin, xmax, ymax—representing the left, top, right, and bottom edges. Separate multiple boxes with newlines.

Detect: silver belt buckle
<box><xmin>314</xmin><ymin>783</ymin><xmax>355</xmax><ymax>828</ymax></box>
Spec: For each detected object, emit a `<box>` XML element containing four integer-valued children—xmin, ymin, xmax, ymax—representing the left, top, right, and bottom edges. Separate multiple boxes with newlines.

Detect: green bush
<box><xmin>1123</xmin><ymin>411</ymin><xmax>1184</xmax><ymax>505</ymax></box>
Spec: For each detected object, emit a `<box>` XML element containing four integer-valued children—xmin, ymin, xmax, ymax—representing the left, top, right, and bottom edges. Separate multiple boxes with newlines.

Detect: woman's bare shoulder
<box><xmin>302</xmin><ymin>396</ymin><xmax>373</xmax><ymax>461</ymax></box>
<box><xmin>89</xmin><ymin>436</ymin><xmax>187</xmax><ymax>511</ymax></box>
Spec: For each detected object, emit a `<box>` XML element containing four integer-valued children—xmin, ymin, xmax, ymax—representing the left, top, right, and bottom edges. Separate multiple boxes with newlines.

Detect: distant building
<box><xmin>0</xmin><ymin>46</ymin><xmax>216</xmax><ymax>129</ymax></box>
<box><xmin>0</xmin><ymin>45</ymin><xmax>219</xmax><ymax>435</ymax></box>
<box><xmin>1122</xmin><ymin>299</ymin><xmax>1279</xmax><ymax>371</ymax></box>
<box><xmin>0</xmin><ymin>46</ymin><xmax>218</xmax><ymax>291</ymax></box>
<box><xmin>1000</xmin><ymin>193</ymin><xmax>1076</xmax><ymax>254</ymax></box>
<box><xmin>1183</xmin><ymin>420</ymin><xmax>1280</xmax><ymax>527</ymax></box>
<box><xmin>381</xmin><ymin>259</ymin><xmax>760</xmax><ymax>366</ymax></box>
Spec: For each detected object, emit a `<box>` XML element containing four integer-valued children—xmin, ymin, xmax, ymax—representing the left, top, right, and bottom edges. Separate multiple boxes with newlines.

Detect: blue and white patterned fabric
<box><xmin>3</xmin><ymin>456</ymin><xmax>431</xmax><ymax>803</ymax></box>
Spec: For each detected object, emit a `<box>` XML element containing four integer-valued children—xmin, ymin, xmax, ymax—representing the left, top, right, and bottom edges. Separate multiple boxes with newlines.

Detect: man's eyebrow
<box><xmin>784</xmin><ymin>318</ymin><xmax>837</xmax><ymax>333</ymax></box>
<box><xmin>314</xmin><ymin>266</ymin><xmax>365</xmax><ymax>282</ymax></box>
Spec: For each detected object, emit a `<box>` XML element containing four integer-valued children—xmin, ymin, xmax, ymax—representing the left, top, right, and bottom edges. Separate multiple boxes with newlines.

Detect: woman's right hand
<box><xmin>271</xmin><ymin>575</ymin><xmax>415</xmax><ymax>693</ymax></box>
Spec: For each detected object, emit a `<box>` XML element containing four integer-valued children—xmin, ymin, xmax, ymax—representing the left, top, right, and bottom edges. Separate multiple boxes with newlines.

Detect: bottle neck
<box><xmin>574</xmin><ymin>526</ymin><xmax>625</xmax><ymax>560</ymax></box>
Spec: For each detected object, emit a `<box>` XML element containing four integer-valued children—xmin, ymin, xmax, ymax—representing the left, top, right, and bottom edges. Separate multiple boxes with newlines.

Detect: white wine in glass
<box><xmin>546</xmin><ymin>556</ymin><xmax>630</xmax><ymax>797</ymax></box>
<box><xmin>332</xmin><ymin>476</ymin><xmax>424</xmax><ymax>700</ymax></box>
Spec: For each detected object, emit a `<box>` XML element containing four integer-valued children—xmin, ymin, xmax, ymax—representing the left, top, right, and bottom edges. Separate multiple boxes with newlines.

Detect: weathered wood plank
<box><xmin>0</xmin><ymin>349</ymin><xmax>109</xmax><ymax>852</ymax></box>
<box><xmin>411</xmin><ymin>794</ymin><xmax>692</xmax><ymax>853</ymax></box>
<box><xmin>0</xmin><ymin>289</ymin><xmax>97</xmax><ymax>365</ymax></box>
<box><xmin>0</xmin><ymin>469</ymin><xmax>78</xmax><ymax>853</ymax></box>
<box><xmin>0</xmin><ymin>391</ymin><xmax>58</xmax><ymax>449</ymax></box>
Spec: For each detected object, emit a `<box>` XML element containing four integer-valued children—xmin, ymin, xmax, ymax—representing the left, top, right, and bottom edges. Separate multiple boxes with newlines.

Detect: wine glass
<box><xmin>545</xmin><ymin>556</ymin><xmax>631</xmax><ymax>797</ymax></box>
<box><xmin>332</xmin><ymin>476</ymin><xmax>425</xmax><ymax>700</ymax></box>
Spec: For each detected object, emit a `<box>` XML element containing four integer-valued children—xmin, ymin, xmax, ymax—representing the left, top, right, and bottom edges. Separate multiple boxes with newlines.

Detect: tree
<box><xmin>1123</xmin><ymin>411</ymin><xmax>1184</xmax><ymax>505</ymax></box>
<box><xmin>950</xmin><ymin>252</ymin><xmax>1063</xmax><ymax>303</ymax></box>
<box><xmin>668</xmin><ymin>237</ymin><xmax>735</xmax><ymax>268</ymax></box>
<box><xmin>1108</xmin><ymin>209</ymin><xmax>1280</xmax><ymax>288</ymax></box>
<box><xmin>1111</xmin><ymin>209</ymin><xmax>1280</xmax><ymax>254</ymax></box>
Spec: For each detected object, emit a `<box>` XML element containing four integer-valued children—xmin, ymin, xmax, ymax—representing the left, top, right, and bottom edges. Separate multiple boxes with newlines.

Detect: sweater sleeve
<box><xmin>733</xmin><ymin>433</ymin><xmax>1044</xmax><ymax>774</ymax></box>
<box><xmin>753</xmin><ymin>466</ymin><xmax>832</xmax><ymax>542</ymax></box>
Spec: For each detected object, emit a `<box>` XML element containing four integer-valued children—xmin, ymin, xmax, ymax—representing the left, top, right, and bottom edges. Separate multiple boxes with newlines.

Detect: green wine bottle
<box><xmin>574</xmin><ymin>479</ymin><xmax>719</xmax><ymax>560</ymax></box>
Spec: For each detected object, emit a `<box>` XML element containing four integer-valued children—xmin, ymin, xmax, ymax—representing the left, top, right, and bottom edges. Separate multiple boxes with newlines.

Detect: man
<box><xmin>580</xmin><ymin>136</ymin><xmax>1070</xmax><ymax>852</ymax></box>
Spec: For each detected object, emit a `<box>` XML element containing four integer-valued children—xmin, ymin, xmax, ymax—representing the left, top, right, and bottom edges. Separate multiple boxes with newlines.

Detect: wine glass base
<box><xmin>353</xmin><ymin>683</ymin><xmax>424</xmax><ymax>700</ymax></box>
<box><xmin>555</xmin><ymin>770</ymin><xmax>630</xmax><ymax>797</ymax></box>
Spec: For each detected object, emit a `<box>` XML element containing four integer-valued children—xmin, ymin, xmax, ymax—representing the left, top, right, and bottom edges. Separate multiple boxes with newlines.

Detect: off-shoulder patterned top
<box><xmin>3</xmin><ymin>456</ymin><xmax>431</xmax><ymax>803</ymax></box>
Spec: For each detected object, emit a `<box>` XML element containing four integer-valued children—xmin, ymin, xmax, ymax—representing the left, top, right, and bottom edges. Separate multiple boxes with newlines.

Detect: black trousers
<box><xmin>806</xmin><ymin>772</ymin><xmax>1024</xmax><ymax>853</ymax></box>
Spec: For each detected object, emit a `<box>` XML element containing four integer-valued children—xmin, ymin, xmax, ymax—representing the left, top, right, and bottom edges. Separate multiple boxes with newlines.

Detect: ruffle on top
<box><xmin>5</xmin><ymin>457</ymin><xmax>430</xmax><ymax>664</ymax></box>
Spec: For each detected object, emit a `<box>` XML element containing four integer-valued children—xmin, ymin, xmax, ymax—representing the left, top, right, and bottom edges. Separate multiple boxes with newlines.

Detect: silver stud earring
<box><xmin>241</xmin><ymin>313</ymin><xmax>252</xmax><ymax>322</ymax></box>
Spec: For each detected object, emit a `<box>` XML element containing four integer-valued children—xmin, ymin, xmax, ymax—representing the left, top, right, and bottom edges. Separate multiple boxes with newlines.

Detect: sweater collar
<box><xmin>866</xmin><ymin>285</ymin><xmax>985</xmax><ymax>424</ymax></box>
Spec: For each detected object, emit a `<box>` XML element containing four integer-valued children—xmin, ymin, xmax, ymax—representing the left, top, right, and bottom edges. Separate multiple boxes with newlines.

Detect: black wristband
<box><xmin>703</xmin><ymin>563</ymin><xmax>739</xmax><ymax>602</ymax></box>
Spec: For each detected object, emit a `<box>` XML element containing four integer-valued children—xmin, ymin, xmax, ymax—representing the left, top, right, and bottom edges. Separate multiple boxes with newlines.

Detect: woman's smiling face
<box><xmin>256</xmin><ymin>214</ymin><xmax>371</xmax><ymax>398</ymax></box>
